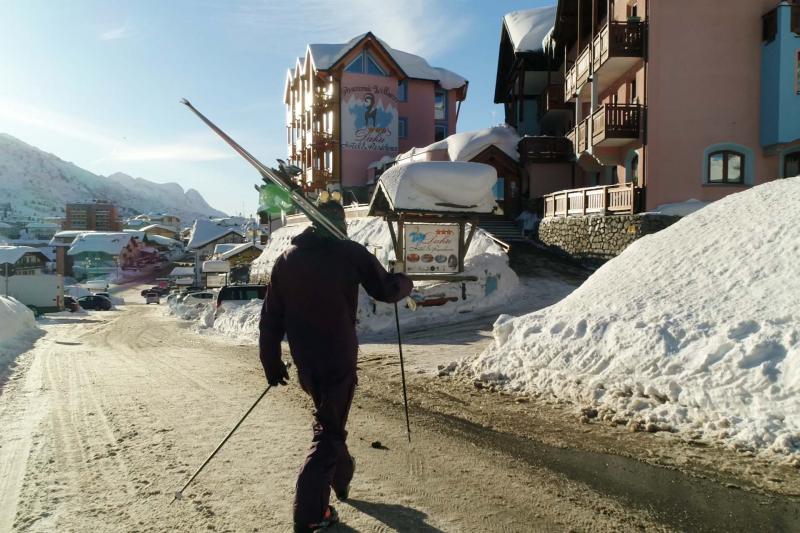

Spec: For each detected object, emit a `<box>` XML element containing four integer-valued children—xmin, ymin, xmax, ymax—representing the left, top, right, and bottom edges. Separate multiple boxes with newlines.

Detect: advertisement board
<box><xmin>402</xmin><ymin>223</ymin><xmax>460</xmax><ymax>274</ymax></box>
<box><xmin>340</xmin><ymin>75</ymin><xmax>398</xmax><ymax>152</ymax></box>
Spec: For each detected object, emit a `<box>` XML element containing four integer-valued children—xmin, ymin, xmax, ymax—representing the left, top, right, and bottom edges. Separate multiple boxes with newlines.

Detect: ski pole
<box><xmin>171</xmin><ymin>386</ymin><xmax>271</xmax><ymax>503</ymax></box>
<box><xmin>394</xmin><ymin>302</ymin><xmax>411</xmax><ymax>443</ymax></box>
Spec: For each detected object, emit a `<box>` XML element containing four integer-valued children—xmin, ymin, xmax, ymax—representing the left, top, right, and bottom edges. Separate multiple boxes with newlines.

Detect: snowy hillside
<box><xmin>460</xmin><ymin>177</ymin><xmax>800</xmax><ymax>458</ymax></box>
<box><xmin>0</xmin><ymin>133</ymin><xmax>226</xmax><ymax>223</ymax></box>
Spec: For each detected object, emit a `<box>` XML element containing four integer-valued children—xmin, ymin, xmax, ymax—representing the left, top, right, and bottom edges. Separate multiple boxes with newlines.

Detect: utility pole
<box><xmin>3</xmin><ymin>263</ymin><xmax>9</xmax><ymax>297</ymax></box>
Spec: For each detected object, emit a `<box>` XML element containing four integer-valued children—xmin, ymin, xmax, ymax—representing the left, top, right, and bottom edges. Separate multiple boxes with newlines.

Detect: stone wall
<box><xmin>537</xmin><ymin>214</ymin><xmax>681</xmax><ymax>267</ymax></box>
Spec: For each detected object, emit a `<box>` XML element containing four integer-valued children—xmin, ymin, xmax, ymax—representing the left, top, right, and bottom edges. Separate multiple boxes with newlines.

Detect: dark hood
<box><xmin>291</xmin><ymin>227</ymin><xmax>338</xmax><ymax>249</ymax></box>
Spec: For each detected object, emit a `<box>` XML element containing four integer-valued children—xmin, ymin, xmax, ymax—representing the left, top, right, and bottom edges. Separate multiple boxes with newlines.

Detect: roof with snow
<box><xmin>0</xmin><ymin>245</ymin><xmax>51</xmax><ymax>265</ymax></box>
<box><xmin>187</xmin><ymin>219</ymin><xmax>244</xmax><ymax>249</ymax></box>
<box><xmin>294</xmin><ymin>33</ymin><xmax>467</xmax><ymax>92</ymax></box>
<box><xmin>147</xmin><ymin>234</ymin><xmax>183</xmax><ymax>248</ymax></box>
<box><xmin>169</xmin><ymin>266</ymin><xmax>195</xmax><ymax>277</ymax></box>
<box><xmin>141</xmin><ymin>223</ymin><xmax>179</xmax><ymax>234</ymax></box>
<box><xmin>217</xmin><ymin>242</ymin><xmax>264</xmax><ymax>261</ymax></box>
<box><xmin>503</xmin><ymin>6</ymin><xmax>557</xmax><ymax>54</ymax></box>
<box><xmin>368</xmin><ymin>161</ymin><xmax>498</xmax><ymax>216</ymax></box>
<box><xmin>25</xmin><ymin>222</ymin><xmax>60</xmax><ymax>229</ymax></box>
<box><xmin>396</xmin><ymin>125</ymin><xmax>520</xmax><ymax>165</ymax></box>
<box><xmin>67</xmin><ymin>233</ymin><xmax>136</xmax><ymax>256</ymax></box>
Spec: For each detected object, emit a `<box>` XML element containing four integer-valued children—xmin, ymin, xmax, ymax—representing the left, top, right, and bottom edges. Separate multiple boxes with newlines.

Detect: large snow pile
<box><xmin>461</xmin><ymin>178</ymin><xmax>800</xmax><ymax>457</ymax></box>
<box><xmin>212</xmin><ymin>216</ymin><xmax>518</xmax><ymax>340</ymax></box>
<box><xmin>396</xmin><ymin>125</ymin><xmax>520</xmax><ymax>165</ymax></box>
<box><xmin>0</xmin><ymin>296</ymin><xmax>40</xmax><ymax>386</ymax></box>
<box><xmin>375</xmin><ymin>162</ymin><xmax>498</xmax><ymax>214</ymax></box>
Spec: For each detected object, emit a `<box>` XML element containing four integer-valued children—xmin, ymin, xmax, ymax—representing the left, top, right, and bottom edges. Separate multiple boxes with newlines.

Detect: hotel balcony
<box><xmin>519</xmin><ymin>135</ymin><xmax>574</xmax><ymax>164</ymax></box>
<box><xmin>567</xmin><ymin>104</ymin><xmax>644</xmax><ymax>152</ymax></box>
<box><xmin>591</xmin><ymin>104</ymin><xmax>643</xmax><ymax>147</ymax></box>
<box><xmin>309</xmin><ymin>131</ymin><xmax>337</xmax><ymax>148</ymax></box>
<box><xmin>543</xmin><ymin>183</ymin><xmax>641</xmax><ymax>218</ymax></box>
<box><xmin>564</xmin><ymin>20</ymin><xmax>647</xmax><ymax>101</ymax></box>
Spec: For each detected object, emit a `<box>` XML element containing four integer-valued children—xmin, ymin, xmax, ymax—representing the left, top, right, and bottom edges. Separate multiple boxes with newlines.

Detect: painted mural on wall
<box><xmin>341</xmin><ymin>75</ymin><xmax>398</xmax><ymax>152</ymax></box>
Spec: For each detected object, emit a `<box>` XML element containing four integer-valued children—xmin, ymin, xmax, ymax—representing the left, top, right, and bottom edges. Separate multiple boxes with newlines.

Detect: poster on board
<box><xmin>341</xmin><ymin>76</ymin><xmax>398</xmax><ymax>152</ymax></box>
<box><xmin>403</xmin><ymin>223</ymin><xmax>460</xmax><ymax>274</ymax></box>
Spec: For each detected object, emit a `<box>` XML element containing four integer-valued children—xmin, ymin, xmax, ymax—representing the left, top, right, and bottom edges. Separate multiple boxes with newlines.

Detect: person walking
<box><xmin>259</xmin><ymin>201</ymin><xmax>413</xmax><ymax>533</ymax></box>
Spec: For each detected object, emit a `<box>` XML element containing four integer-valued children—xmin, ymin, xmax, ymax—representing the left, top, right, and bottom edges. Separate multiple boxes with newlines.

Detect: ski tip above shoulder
<box><xmin>180</xmin><ymin>98</ymin><xmax>191</xmax><ymax>106</ymax></box>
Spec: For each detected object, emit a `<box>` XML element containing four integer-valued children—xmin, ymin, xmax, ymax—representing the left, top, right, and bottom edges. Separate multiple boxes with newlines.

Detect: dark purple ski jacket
<box><xmin>259</xmin><ymin>227</ymin><xmax>413</xmax><ymax>383</ymax></box>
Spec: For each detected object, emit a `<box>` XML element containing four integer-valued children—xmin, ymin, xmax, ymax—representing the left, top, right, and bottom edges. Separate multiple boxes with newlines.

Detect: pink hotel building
<box><xmin>499</xmin><ymin>0</ymin><xmax>800</xmax><ymax>215</ymax></box>
<box><xmin>284</xmin><ymin>33</ymin><xmax>468</xmax><ymax>201</ymax></box>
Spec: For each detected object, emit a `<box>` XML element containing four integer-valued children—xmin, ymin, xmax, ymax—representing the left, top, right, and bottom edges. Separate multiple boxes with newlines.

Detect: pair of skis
<box><xmin>172</xmin><ymin>100</ymin><xmax>411</xmax><ymax>502</ymax></box>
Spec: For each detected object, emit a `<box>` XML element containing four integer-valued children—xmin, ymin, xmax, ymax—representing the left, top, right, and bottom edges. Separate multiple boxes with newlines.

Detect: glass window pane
<box><xmin>434</xmin><ymin>124</ymin><xmax>447</xmax><ymax>141</ymax></box>
<box><xmin>434</xmin><ymin>90</ymin><xmax>446</xmax><ymax>120</ymax></box>
<box><xmin>708</xmin><ymin>153</ymin><xmax>724</xmax><ymax>182</ymax></box>
<box><xmin>345</xmin><ymin>55</ymin><xmax>364</xmax><ymax>73</ymax></box>
<box><xmin>727</xmin><ymin>153</ymin><xmax>743</xmax><ymax>183</ymax></box>
<box><xmin>397</xmin><ymin>80</ymin><xmax>407</xmax><ymax>101</ymax></box>
<box><xmin>785</xmin><ymin>153</ymin><xmax>800</xmax><ymax>178</ymax></box>
<box><xmin>366</xmin><ymin>55</ymin><xmax>385</xmax><ymax>76</ymax></box>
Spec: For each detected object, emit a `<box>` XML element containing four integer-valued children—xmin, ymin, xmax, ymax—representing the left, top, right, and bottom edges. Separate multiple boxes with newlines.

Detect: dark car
<box><xmin>141</xmin><ymin>286</ymin><xmax>170</xmax><ymax>297</ymax></box>
<box><xmin>78</xmin><ymin>295</ymin><xmax>112</xmax><ymax>311</ymax></box>
<box><xmin>215</xmin><ymin>285</ymin><xmax>267</xmax><ymax>316</ymax></box>
<box><xmin>64</xmin><ymin>295</ymin><xmax>80</xmax><ymax>312</ymax></box>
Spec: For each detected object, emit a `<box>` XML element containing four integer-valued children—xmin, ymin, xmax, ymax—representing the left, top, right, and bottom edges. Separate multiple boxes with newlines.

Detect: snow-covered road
<box><xmin>1</xmin><ymin>282</ymin><xmax>799</xmax><ymax>532</ymax></box>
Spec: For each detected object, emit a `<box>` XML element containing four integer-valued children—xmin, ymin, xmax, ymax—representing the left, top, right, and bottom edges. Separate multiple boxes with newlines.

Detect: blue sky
<box><xmin>1</xmin><ymin>0</ymin><xmax>550</xmax><ymax>216</ymax></box>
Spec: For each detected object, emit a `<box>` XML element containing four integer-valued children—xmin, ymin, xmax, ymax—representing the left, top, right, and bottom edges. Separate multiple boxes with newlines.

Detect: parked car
<box><xmin>183</xmin><ymin>291</ymin><xmax>216</xmax><ymax>308</ymax></box>
<box><xmin>78</xmin><ymin>295</ymin><xmax>112</xmax><ymax>311</ymax></box>
<box><xmin>94</xmin><ymin>291</ymin><xmax>112</xmax><ymax>300</ymax></box>
<box><xmin>85</xmin><ymin>279</ymin><xmax>109</xmax><ymax>292</ymax></box>
<box><xmin>145</xmin><ymin>291</ymin><xmax>160</xmax><ymax>305</ymax></box>
<box><xmin>140</xmin><ymin>286</ymin><xmax>170</xmax><ymax>297</ymax></box>
<box><xmin>64</xmin><ymin>295</ymin><xmax>80</xmax><ymax>313</ymax></box>
<box><xmin>215</xmin><ymin>285</ymin><xmax>267</xmax><ymax>316</ymax></box>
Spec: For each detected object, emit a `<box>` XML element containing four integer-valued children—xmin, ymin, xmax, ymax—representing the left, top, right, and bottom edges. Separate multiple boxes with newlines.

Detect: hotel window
<box><xmin>345</xmin><ymin>52</ymin><xmax>387</xmax><ymax>76</ymax></box>
<box><xmin>434</xmin><ymin>123</ymin><xmax>447</xmax><ymax>142</ymax></box>
<box><xmin>785</xmin><ymin>151</ymin><xmax>800</xmax><ymax>178</ymax></box>
<box><xmin>398</xmin><ymin>79</ymin><xmax>408</xmax><ymax>102</ymax></box>
<box><xmin>398</xmin><ymin>117</ymin><xmax>408</xmax><ymax>139</ymax></box>
<box><xmin>434</xmin><ymin>89</ymin><xmax>447</xmax><ymax>120</ymax></box>
<box><xmin>707</xmin><ymin>150</ymin><xmax>744</xmax><ymax>184</ymax></box>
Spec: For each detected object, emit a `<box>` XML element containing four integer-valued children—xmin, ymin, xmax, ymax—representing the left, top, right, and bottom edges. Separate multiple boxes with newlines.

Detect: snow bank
<box><xmin>654</xmin><ymin>199</ymin><xmax>709</xmax><ymax>217</ymax></box>
<box><xmin>212</xmin><ymin>216</ymin><xmax>518</xmax><ymax>341</ymax></box>
<box><xmin>460</xmin><ymin>178</ymin><xmax>800</xmax><ymax>457</ymax></box>
<box><xmin>0</xmin><ymin>296</ymin><xmax>41</xmax><ymax>386</ymax></box>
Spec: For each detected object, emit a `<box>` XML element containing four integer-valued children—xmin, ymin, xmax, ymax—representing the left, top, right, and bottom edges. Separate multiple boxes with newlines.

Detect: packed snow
<box><xmin>372</xmin><ymin>162</ymin><xmax>498</xmax><ymax>214</ymax></box>
<box><xmin>0</xmin><ymin>296</ymin><xmax>41</xmax><ymax>387</ymax></box>
<box><xmin>503</xmin><ymin>6</ymin><xmax>558</xmax><ymax>53</ymax></box>
<box><xmin>396</xmin><ymin>125</ymin><xmax>520</xmax><ymax>165</ymax></box>
<box><xmin>205</xmin><ymin>216</ymin><xmax>518</xmax><ymax>341</ymax></box>
<box><xmin>306</xmin><ymin>34</ymin><xmax>467</xmax><ymax>90</ymax></box>
<box><xmin>459</xmin><ymin>178</ymin><xmax>800</xmax><ymax>457</ymax></box>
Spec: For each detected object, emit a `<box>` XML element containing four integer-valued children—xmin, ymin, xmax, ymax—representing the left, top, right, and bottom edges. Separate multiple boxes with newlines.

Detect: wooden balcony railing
<box><xmin>564</xmin><ymin>45</ymin><xmax>593</xmax><ymax>100</ymax></box>
<box><xmin>564</xmin><ymin>60</ymin><xmax>577</xmax><ymax>101</ymax></box>
<box><xmin>543</xmin><ymin>183</ymin><xmax>640</xmax><ymax>218</ymax></box>
<box><xmin>310</xmin><ymin>131</ymin><xmax>337</xmax><ymax>147</ymax></box>
<box><xmin>592</xmin><ymin>104</ymin><xmax>643</xmax><ymax>146</ymax></box>
<box><xmin>593</xmin><ymin>21</ymin><xmax>647</xmax><ymax>72</ymax></box>
<box><xmin>519</xmin><ymin>135</ymin><xmax>574</xmax><ymax>164</ymax></box>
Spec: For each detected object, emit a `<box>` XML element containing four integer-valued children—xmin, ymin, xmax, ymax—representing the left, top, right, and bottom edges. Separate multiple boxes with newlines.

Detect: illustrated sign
<box><xmin>341</xmin><ymin>76</ymin><xmax>398</xmax><ymax>152</ymax></box>
<box><xmin>403</xmin><ymin>223</ymin><xmax>460</xmax><ymax>274</ymax></box>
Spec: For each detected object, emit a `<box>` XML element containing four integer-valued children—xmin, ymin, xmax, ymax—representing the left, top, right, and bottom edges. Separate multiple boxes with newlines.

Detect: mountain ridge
<box><xmin>0</xmin><ymin>133</ymin><xmax>227</xmax><ymax>225</ymax></box>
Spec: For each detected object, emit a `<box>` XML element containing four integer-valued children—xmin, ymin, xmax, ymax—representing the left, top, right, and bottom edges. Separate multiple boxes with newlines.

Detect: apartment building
<box><xmin>64</xmin><ymin>201</ymin><xmax>121</xmax><ymax>231</ymax></box>
<box><xmin>284</xmin><ymin>32</ymin><xmax>468</xmax><ymax>201</ymax></box>
<box><xmin>510</xmin><ymin>0</ymin><xmax>800</xmax><ymax>216</ymax></box>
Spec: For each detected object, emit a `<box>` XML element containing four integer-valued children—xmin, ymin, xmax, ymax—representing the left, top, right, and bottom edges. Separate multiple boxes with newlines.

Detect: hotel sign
<box><xmin>341</xmin><ymin>76</ymin><xmax>398</xmax><ymax>152</ymax></box>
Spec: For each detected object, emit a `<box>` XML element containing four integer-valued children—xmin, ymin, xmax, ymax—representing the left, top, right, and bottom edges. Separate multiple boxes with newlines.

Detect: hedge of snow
<box><xmin>222</xmin><ymin>216</ymin><xmax>518</xmax><ymax>339</ymax></box>
<box><xmin>0</xmin><ymin>296</ymin><xmax>40</xmax><ymax>385</ymax></box>
<box><xmin>460</xmin><ymin>177</ymin><xmax>800</xmax><ymax>457</ymax></box>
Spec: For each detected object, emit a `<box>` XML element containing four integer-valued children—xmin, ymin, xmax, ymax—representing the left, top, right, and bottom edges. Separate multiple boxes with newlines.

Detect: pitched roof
<box><xmin>302</xmin><ymin>32</ymin><xmax>467</xmax><ymax>90</ymax></box>
<box><xmin>396</xmin><ymin>125</ymin><xmax>521</xmax><ymax>164</ymax></box>
<box><xmin>141</xmin><ymin>223</ymin><xmax>178</xmax><ymax>233</ymax></box>
<box><xmin>218</xmin><ymin>242</ymin><xmax>264</xmax><ymax>260</ymax></box>
<box><xmin>503</xmin><ymin>6</ymin><xmax>557</xmax><ymax>54</ymax></box>
<box><xmin>0</xmin><ymin>245</ymin><xmax>51</xmax><ymax>265</ymax></box>
<box><xmin>67</xmin><ymin>233</ymin><xmax>135</xmax><ymax>256</ymax></box>
<box><xmin>187</xmin><ymin>219</ymin><xmax>244</xmax><ymax>249</ymax></box>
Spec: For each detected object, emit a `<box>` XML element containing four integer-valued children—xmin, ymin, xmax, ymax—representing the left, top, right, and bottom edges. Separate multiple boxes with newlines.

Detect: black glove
<box><xmin>266</xmin><ymin>360</ymin><xmax>290</xmax><ymax>387</ymax></box>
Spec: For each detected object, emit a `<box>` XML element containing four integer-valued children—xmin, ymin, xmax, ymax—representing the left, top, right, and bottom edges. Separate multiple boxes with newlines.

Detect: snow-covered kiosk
<box><xmin>367</xmin><ymin>161</ymin><xmax>498</xmax><ymax>281</ymax></box>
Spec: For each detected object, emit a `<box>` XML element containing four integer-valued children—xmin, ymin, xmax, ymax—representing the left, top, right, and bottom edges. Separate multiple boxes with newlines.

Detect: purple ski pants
<box><xmin>293</xmin><ymin>372</ymin><xmax>356</xmax><ymax>526</ymax></box>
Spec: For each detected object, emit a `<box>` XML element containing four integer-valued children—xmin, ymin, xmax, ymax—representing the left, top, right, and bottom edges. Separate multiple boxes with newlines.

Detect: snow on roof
<box><xmin>306</xmin><ymin>33</ymin><xmax>467</xmax><ymax>90</ymax></box>
<box><xmin>67</xmin><ymin>233</ymin><xmax>135</xmax><ymax>256</ymax></box>
<box><xmin>202</xmin><ymin>260</ymin><xmax>230</xmax><ymax>273</ymax></box>
<box><xmin>169</xmin><ymin>266</ymin><xmax>195</xmax><ymax>277</ymax></box>
<box><xmin>368</xmin><ymin>155</ymin><xmax>397</xmax><ymax>170</ymax></box>
<box><xmin>123</xmin><ymin>230</ymin><xmax>146</xmax><ymax>240</ymax></box>
<box><xmin>147</xmin><ymin>234</ymin><xmax>183</xmax><ymax>248</ymax></box>
<box><xmin>212</xmin><ymin>243</ymin><xmax>241</xmax><ymax>256</ymax></box>
<box><xmin>369</xmin><ymin>161</ymin><xmax>498</xmax><ymax>215</ymax></box>
<box><xmin>396</xmin><ymin>124</ymin><xmax>520</xmax><ymax>165</ymax></box>
<box><xmin>0</xmin><ymin>245</ymin><xmax>50</xmax><ymax>265</ymax></box>
<box><xmin>0</xmin><ymin>221</ymin><xmax>13</xmax><ymax>228</ymax></box>
<box><xmin>503</xmin><ymin>6</ymin><xmax>558</xmax><ymax>54</ymax></box>
<box><xmin>141</xmin><ymin>223</ymin><xmax>178</xmax><ymax>233</ymax></box>
<box><xmin>461</xmin><ymin>177</ymin><xmax>800</xmax><ymax>456</ymax></box>
<box><xmin>25</xmin><ymin>222</ymin><xmax>60</xmax><ymax>229</ymax></box>
<box><xmin>187</xmin><ymin>219</ymin><xmax>244</xmax><ymax>249</ymax></box>
<box><xmin>218</xmin><ymin>242</ymin><xmax>264</xmax><ymax>261</ymax></box>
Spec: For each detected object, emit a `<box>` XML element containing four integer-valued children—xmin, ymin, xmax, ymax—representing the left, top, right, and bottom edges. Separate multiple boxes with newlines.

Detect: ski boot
<box><xmin>293</xmin><ymin>505</ymin><xmax>339</xmax><ymax>533</ymax></box>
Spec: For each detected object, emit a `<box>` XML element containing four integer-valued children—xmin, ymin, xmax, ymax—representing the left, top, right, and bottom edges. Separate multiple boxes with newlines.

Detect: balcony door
<box><xmin>785</xmin><ymin>151</ymin><xmax>800</xmax><ymax>179</ymax></box>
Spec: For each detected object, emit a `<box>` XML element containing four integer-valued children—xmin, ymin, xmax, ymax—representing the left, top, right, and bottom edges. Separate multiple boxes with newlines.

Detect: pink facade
<box><xmin>284</xmin><ymin>33</ymin><xmax>467</xmax><ymax>200</ymax></box>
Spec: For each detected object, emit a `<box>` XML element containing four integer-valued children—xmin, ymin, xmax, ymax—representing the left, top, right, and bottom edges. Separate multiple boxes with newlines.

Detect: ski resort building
<box><xmin>67</xmin><ymin>232</ymin><xmax>142</xmax><ymax>279</ymax></box>
<box><xmin>186</xmin><ymin>219</ymin><xmax>246</xmax><ymax>259</ymax></box>
<box><xmin>283</xmin><ymin>32</ymin><xmax>468</xmax><ymax>201</ymax></box>
<box><xmin>498</xmin><ymin>0</ymin><xmax>800</xmax><ymax>217</ymax></box>
<box><xmin>64</xmin><ymin>201</ymin><xmax>122</xmax><ymax>232</ymax></box>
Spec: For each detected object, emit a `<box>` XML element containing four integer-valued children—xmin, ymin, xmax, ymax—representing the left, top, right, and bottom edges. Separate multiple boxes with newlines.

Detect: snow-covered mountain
<box><xmin>0</xmin><ymin>133</ymin><xmax>226</xmax><ymax>224</ymax></box>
